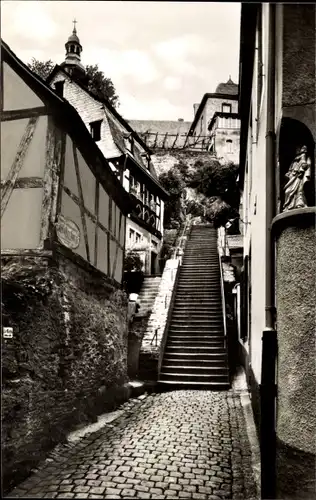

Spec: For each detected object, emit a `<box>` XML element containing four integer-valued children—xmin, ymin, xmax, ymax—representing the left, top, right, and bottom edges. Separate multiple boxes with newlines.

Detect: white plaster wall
<box><xmin>242</xmin><ymin>4</ymin><xmax>271</xmax><ymax>384</ymax></box>
<box><xmin>126</xmin><ymin>218</ymin><xmax>162</xmax><ymax>274</ymax></box>
<box><xmin>3</xmin><ymin>62</ymin><xmax>44</xmax><ymax>111</ymax></box>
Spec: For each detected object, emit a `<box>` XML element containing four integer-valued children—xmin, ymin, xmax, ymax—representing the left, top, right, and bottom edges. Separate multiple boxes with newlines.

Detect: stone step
<box><xmin>159</xmin><ymin>372</ymin><xmax>229</xmax><ymax>383</ymax></box>
<box><xmin>180</xmin><ymin>266</ymin><xmax>219</xmax><ymax>270</ymax></box>
<box><xmin>171</xmin><ymin>309</ymin><xmax>223</xmax><ymax>313</ymax></box>
<box><xmin>173</xmin><ymin>304</ymin><xmax>222</xmax><ymax>317</ymax></box>
<box><xmin>163</xmin><ymin>357</ymin><xmax>227</xmax><ymax>366</ymax></box>
<box><xmin>164</xmin><ymin>352</ymin><xmax>227</xmax><ymax>360</ymax></box>
<box><xmin>177</xmin><ymin>285</ymin><xmax>220</xmax><ymax>289</ymax></box>
<box><xmin>167</xmin><ymin>334</ymin><xmax>224</xmax><ymax>339</ymax></box>
<box><xmin>178</xmin><ymin>278</ymin><xmax>220</xmax><ymax>282</ymax></box>
<box><xmin>173</xmin><ymin>303</ymin><xmax>222</xmax><ymax>307</ymax></box>
<box><xmin>179</xmin><ymin>272</ymin><xmax>220</xmax><ymax>276</ymax></box>
<box><xmin>157</xmin><ymin>382</ymin><xmax>230</xmax><ymax>389</ymax></box>
<box><xmin>174</xmin><ymin>297</ymin><xmax>222</xmax><ymax>302</ymax></box>
<box><xmin>169</xmin><ymin>324</ymin><xmax>223</xmax><ymax>330</ymax></box>
<box><xmin>167</xmin><ymin>340</ymin><xmax>225</xmax><ymax>347</ymax></box>
<box><xmin>164</xmin><ymin>346</ymin><xmax>226</xmax><ymax>354</ymax></box>
<box><xmin>171</xmin><ymin>316</ymin><xmax>223</xmax><ymax>321</ymax></box>
<box><xmin>161</xmin><ymin>365</ymin><xmax>228</xmax><ymax>374</ymax></box>
<box><xmin>168</xmin><ymin>332</ymin><xmax>224</xmax><ymax>337</ymax></box>
<box><xmin>171</xmin><ymin>316</ymin><xmax>222</xmax><ymax>326</ymax></box>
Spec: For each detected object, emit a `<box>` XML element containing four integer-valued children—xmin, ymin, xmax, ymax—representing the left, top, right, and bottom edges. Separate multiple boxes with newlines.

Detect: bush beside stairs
<box><xmin>158</xmin><ymin>224</ymin><xmax>230</xmax><ymax>389</ymax></box>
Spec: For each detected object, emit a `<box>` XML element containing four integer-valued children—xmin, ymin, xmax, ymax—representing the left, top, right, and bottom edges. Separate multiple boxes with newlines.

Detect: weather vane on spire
<box><xmin>73</xmin><ymin>18</ymin><xmax>77</xmax><ymax>32</ymax></box>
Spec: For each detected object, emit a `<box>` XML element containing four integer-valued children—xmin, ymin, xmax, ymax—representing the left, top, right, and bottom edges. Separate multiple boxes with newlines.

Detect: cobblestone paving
<box><xmin>7</xmin><ymin>391</ymin><xmax>258</xmax><ymax>499</ymax></box>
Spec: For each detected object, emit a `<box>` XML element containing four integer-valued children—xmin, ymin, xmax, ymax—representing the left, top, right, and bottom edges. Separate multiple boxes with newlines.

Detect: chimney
<box><xmin>193</xmin><ymin>103</ymin><xmax>199</xmax><ymax>117</ymax></box>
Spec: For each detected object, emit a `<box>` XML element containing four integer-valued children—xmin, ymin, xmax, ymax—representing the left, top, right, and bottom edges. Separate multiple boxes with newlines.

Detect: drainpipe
<box><xmin>260</xmin><ymin>4</ymin><xmax>277</xmax><ymax>499</ymax></box>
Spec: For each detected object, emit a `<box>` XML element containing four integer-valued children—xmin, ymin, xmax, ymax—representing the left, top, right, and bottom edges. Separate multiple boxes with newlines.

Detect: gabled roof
<box><xmin>188</xmin><ymin>92</ymin><xmax>239</xmax><ymax>136</ymax></box>
<box><xmin>47</xmin><ymin>65</ymin><xmax>152</xmax><ymax>155</ymax></box>
<box><xmin>1</xmin><ymin>39</ymin><xmax>133</xmax><ymax>214</ymax></box>
<box><xmin>47</xmin><ymin>64</ymin><xmax>168</xmax><ymax>199</ymax></box>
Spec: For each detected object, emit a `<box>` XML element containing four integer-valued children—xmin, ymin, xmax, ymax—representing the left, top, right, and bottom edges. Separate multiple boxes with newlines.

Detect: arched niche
<box><xmin>278</xmin><ymin>117</ymin><xmax>315</xmax><ymax>211</ymax></box>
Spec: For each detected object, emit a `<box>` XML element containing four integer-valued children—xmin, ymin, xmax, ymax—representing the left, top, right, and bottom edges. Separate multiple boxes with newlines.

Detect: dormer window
<box><xmin>222</xmin><ymin>103</ymin><xmax>232</xmax><ymax>113</ymax></box>
<box><xmin>90</xmin><ymin>120</ymin><xmax>102</xmax><ymax>142</ymax></box>
<box><xmin>54</xmin><ymin>81</ymin><xmax>65</xmax><ymax>97</ymax></box>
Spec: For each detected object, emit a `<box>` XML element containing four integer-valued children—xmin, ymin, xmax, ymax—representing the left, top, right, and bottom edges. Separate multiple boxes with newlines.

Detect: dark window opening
<box><xmin>54</xmin><ymin>81</ymin><xmax>65</xmax><ymax>97</ymax></box>
<box><xmin>90</xmin><ymin>120</ymin><xmax>102</xmax><ymax>142</ymax></box>
<box><xmin>226</xmin><ymin>139</ymin><xmax>233</xmax><ymax>153</ymax></box>
<box><xmin>222</xmin><ymin>103</ymin><xmax>232</xmax><ymax>113</ymax></box>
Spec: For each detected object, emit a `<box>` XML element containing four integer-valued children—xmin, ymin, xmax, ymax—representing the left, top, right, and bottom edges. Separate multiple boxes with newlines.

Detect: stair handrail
<box><xmin>172</xmin><ymin>217</ymin><xmax>191</xmax><ymax>261</ymax></box>
<box><xmin>218</xmin><ymin>239</ymin><xmax>228</xmax><ymax>340</ymax></box>
<box><xmin>158</xmin><ymin>261</ymin><xmax>181</xmax><ymax>375</ymax></box>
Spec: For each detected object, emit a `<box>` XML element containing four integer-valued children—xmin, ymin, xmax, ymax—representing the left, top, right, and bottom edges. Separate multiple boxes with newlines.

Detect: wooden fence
<box><xmin>138</xmin><ymin>132</ymin><xmax>213</xmax><ymax>151</ymax></box>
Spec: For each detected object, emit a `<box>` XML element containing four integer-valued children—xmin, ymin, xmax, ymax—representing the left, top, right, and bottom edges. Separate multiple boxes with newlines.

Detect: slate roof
<box><xmin>46</xmin><ymin>65</ymin><xmax>165</xmax><ymax>193</ymax></box>
<box><xmin>1</xmin><ymin>39</ymin><xmax>133</xmax><ymax>214</ymax></box>
<box><xmin>215</xmin><ymin>78</ymin><xmax>238</xmax><ymax>95</ymax></box>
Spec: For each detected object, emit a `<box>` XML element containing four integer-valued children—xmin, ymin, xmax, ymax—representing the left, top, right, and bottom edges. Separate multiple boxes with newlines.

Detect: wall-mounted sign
<box><xmin>3</xmin><ymin>327</ymin><xmax>13</xmax><ymax>338</ymax></box>
<box><xmin>56</xmin><ymin>215</ymin><xmax>80</xmax><ymax>250</ymax></box>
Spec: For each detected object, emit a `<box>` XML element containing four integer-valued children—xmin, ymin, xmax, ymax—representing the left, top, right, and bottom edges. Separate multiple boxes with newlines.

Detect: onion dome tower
<box><xmin>215</xmin><ymin>76</ymin><xmax>238</xmax><ymax>95</ymax></box>
<box><xmin>61</xmin><ymin>20</ymin><xmax>86</xmax><ymax>81</ymax></box>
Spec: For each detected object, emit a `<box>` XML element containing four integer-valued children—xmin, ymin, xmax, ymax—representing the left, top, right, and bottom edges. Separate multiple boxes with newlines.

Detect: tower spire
<box><xmin>61</xmin><ymin>20</ymin><xmax>86</xmax><ymax>80</ymax></box>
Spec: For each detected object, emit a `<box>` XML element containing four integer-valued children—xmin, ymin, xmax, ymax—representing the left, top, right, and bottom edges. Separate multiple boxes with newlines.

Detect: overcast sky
<box><xmin>1</xmin><ymin>1</ymin><xmax>241</xmax><ymax>121</ymax></box>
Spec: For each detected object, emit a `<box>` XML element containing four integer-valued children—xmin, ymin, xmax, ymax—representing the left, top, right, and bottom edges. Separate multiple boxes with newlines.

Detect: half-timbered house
<box><xmin>1</xmin><ymin>40</ymin><xmax>132</xmax><ymax>285</ymax></box>
<box><xmin>46</xmin><ymin>24</ymin><xmax>169</xmax><ymax>275</ymax></box>
<box><xmin>1</xmin><ymin>39</ymin><xmax>136</xmax><ymax>492</ymax></box>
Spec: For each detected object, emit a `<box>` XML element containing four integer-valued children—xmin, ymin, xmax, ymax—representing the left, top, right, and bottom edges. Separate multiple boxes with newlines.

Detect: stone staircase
<box><xmin>135</xmin><ymin>275</ymin><xmax>162</xmax><ymax>318</ymax></box>
<box><xmin>159</xmin><ymin>225</ymin><xmax>230</xmax><ymax>388</ymax></box>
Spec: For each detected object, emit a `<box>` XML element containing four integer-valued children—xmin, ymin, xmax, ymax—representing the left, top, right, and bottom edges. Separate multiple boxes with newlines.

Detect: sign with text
<box><xmin>56</xmin><ymin>215</ymin><xmax>80</xmax><ymax>250</ymax></box>
<box><xmin>3</xmin><ymin>327</ymin><xmax>13</xmax><ymax>338</ymax></box>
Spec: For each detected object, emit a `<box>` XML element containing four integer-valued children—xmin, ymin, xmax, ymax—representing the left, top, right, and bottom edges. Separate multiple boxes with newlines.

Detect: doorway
<box><xmin>151</xmin><ymin>252</ymin><xmax>157</xmax><ymax>275</ymax></box>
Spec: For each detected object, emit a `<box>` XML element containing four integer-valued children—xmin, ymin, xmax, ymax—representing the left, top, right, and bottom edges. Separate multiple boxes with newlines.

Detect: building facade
<box><xmin>1</xmin><ymin>40</ymin><xmax>130</xmax><ymax>284</ymax></box>
<box><xmin>238</xmin><ymin>4</ymin><xmax>315</xmax><ymax>498</ymax></box>
<box><xmin>47</xmin><ymin>25</ymin><xmax>168</xmax><ymax>275</ymax></box>
<box><xmin>1</xmin><ymin>40</ymin><xmax>134</xmax><ymax>492</ymax></box>
<box><xmin>188</xmin><ymin>79</ymin><xmax>240</xmax><ymax>163</ymax></box>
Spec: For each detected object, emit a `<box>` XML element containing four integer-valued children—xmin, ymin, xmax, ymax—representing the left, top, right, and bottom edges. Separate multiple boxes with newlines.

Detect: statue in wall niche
<box><xmin>283</xmin><ymin>145</ymin><xmax>312</xmax><ymax>211</ymax></box>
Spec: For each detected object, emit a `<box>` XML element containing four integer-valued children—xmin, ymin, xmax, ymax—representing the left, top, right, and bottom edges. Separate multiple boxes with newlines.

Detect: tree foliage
<box><xmin>158</xmin><ymin>169</ymin><xmax>186</xmax><ymax>229</ymax></box>
<box><xmin>27</xmin><ymin>58</ymin><xmax>55</xmax><ymax>80</ymax></box>
<box><xmin>158</xmin><ymin>157</ymin><xmax>240</xmax><ymax>229</ymax></box>
<box><xmin>124</xmin><ymin>251</ymin><xmax>143</xmax><ymax>273</ymax></box>
<box><xmin>85</xmin><ymin>64</ymin><xmax>119</xmax><ymax>108</ymax></box>
<box><xmin>27</xmin><ymin>59</ymin><xmax>119</xmax><ymax>108</ymax></box>
<box><xmin>189</xmin><ymin>158</ymin><xmax>239</xmax><ymax>208</ymax></box>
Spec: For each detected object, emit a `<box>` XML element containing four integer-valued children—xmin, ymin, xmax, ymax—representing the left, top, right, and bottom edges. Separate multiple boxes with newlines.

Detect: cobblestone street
<box><xmin>7</xmin><ymin>390</ymin><xmax>258</xmax><ymax>500</ymax></box>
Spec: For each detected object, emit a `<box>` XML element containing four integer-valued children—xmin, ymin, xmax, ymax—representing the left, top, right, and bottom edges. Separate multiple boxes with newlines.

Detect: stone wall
<box><xmin>274</xmin><ymin>211</ymin><xmax>316</xmax><ymax>498</ymax></box>
<box><xmin>151</xmin><ymin>150</ymin><xmax>215</xmax><ymax>177</ymax></box>
<box><xmin>139</xmin><ymin>259</ymin><xmax>180</xmax><ymax>380</ymax></box>
<box><xmin>282</xmin><ymin>4</ymin><xmax>315</xmax><ymax>108</ymax></box>
<box><xmin>2</xmin><ymin>253</ymin><xmax>130</xmax><ymax>493</ymax></box>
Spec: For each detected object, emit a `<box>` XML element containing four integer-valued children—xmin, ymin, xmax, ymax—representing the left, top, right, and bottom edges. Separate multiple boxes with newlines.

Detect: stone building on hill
<box><xmin>188</xmin><ymin>78</ymin><xmax>240</xmax><ymax>164</ymax></box>
<box><xmin>47</xmin><ymin>23</ymin><xmax>169</xmax><ymax>275</ymax></box>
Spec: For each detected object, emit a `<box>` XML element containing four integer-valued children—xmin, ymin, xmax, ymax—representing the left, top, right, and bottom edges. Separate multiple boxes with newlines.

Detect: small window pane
<box><xmin>90</xmin><ymin>120</ymin><xmax>102</xmax><ymax>142</ymax></box>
